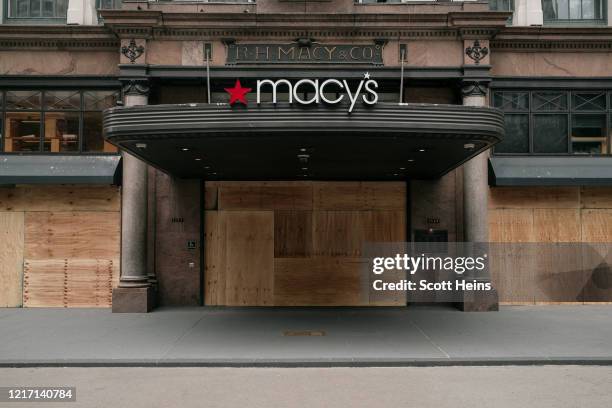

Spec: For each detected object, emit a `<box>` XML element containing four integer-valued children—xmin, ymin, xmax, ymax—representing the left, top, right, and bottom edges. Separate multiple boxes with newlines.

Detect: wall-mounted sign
<box><xmin>226</xmin><ymin>43</ymin><xmax>384</xmax><ymax>65</ymax></box>
<box><xmin>224</xmin><ymin>73</ymin><xmax>379</xmax><ymax>113</ymax></box>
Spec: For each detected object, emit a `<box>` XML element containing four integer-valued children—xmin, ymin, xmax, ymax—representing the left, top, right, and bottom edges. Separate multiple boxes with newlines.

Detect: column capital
<box><xmin>121</xmin><ymin>78</ymin><xmax>150</xmax><ymax>98</ymax></box>
<box><xmin>461</xmin><ymin>80</ymin><xmax>489</xmax><ymax>98</ymax></box>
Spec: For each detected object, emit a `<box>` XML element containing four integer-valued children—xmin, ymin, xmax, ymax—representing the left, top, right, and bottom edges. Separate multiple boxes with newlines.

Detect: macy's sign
<box><xmin>224</xmin><ymin>73</ymin><xmax>379</xmax><ymax>113</ymax></box>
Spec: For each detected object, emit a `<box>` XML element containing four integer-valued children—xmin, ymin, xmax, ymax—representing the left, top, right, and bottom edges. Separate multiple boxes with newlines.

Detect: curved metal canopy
<box><xmin>104</xmin><ymin>102</ymin><xmax>504</xmax><ymax>180</ymax></box>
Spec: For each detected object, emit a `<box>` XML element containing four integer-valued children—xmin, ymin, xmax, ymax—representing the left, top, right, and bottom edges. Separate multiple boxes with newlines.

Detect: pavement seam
<box><xmin>155</xmin><ymin>312</ymin><xmax>209</xmax><ymax>364</ymax></box>
<box><xmin>408</xmin><ymin>319</ymin><xmax>451</xmax><ymax>359</ymax></box>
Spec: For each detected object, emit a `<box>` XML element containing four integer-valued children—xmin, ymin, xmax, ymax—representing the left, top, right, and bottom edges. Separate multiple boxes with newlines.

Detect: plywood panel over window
<box><xmin>489</xmin><ymin>186</ymin><xmax>612</xmax><ymax>304</ymax></box>
<box><xmin>581</xmin><ymin>187</ymin><xmax>612</xmax><ymax>209</ymax></box>
<box><xmin>23</xmin><ymin>259</ymin><xmax>117</xmax><ymax>308</ymax></box>
<box><xmin>0</xmin><ymin>185</ymin><xmax>120</xmax><ymax>308</ymax></box>
<box><xmin>0</xmin><ymin>186</ymin><xmax>120</xmax><ymax>212</ymax></box>
<box><xmin>488</xmin><ymin>187</ymin><xmax>580</xmax><ymax>209</ymax></box>
<box><xmin>533</xmin><ymin>209</ymin><xmax>581</xmax><ymax>242</ymax></box>
<box><xmin>22</xmin><ymin>210</ymin><xmax>120</xmax><ymax>308</ymax></box>
<box><xmin>0</xmin><ymin>212</ymin><xmax>24</xmax><ymax>307</ymax></box>
<box><xmin>205</xmin><ymin>181</ymin><xmax>406</xmax><ymax>306</ymax></box>
<box><xmin>489</xmin><ymin>209</ymin><xmax>535</xmax><ymax>242</ymax></box>
<box><xmin>25</xmin><ymin>212</ymin><xmax>120</xmax><ymax>259</ymax></box>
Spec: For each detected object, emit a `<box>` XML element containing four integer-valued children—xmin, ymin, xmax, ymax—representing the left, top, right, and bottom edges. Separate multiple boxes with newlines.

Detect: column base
<box><xmin>112</xmin><ymin>286</ymin><xmax>155</xmax><ymax>313</ymax></box>
<box><xmin>456</xmin><ymin>280</ymin><xmax>499</xmax><ymax>312</ymax></box>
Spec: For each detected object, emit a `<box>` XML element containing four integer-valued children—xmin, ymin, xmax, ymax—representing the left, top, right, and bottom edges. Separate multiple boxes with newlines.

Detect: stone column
<box><xmin>461</xmin><ymin>81</ymin><xmax>489</xmax><ymax>244</ymax></box>
<box><xmin>112</xmin><ymin>78</ymin><xmax>155</xmax><ymax>313</ymax></box>
<box><xmin>460</xmin><ymin>78</ymin><xmax>499</xmax><ymax>312</ymax></box>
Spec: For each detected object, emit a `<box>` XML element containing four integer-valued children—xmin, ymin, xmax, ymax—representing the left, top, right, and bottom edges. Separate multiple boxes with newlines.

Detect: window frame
<box><xmin>1</xmin><ymin>89</ymin><xmax>121</xmax><ymax>155</ymax></box>
<box><xmin>492</xmin><ymin>89</ymin><xmax>612</xmax><ymax>156</ymax></box>
<box><xmin>4</xmin><ymin>0</ymin><xmax>68</xmax><ymax>23</ymax></box>
<box><xmin>541</xmin><ymin>0</ymin><xmax>608</xmax><ymax>25</ymax></box>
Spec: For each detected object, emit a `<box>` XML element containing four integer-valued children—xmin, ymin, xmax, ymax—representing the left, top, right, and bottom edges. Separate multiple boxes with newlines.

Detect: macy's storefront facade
<box><xmin>1</xmin><ymin>1</ymin><xmax>612</xmax><ymax>312</ymax></box>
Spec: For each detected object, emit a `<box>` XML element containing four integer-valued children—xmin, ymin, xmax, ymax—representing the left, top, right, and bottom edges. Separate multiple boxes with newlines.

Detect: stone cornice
<box><xmin>492</xmin><ymin>26</ymin><xmax>612</xmax><ymax>52</ymax></box>
<box><xmin>0</xmin><ymin>25</ymin><xmax>117</xmax><ymax>50</ymax></box>
<box><xmin>100</xmin><ymin>10</ymin><xmax>510</xmax><ymax>39</ymax></box>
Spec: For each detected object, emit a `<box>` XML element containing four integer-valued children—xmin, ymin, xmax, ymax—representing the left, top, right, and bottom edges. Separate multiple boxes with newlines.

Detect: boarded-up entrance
<box><xmin>204</xmin><ymin>181</ymin><xmax>406</xmax><ymax>306</ymax></box>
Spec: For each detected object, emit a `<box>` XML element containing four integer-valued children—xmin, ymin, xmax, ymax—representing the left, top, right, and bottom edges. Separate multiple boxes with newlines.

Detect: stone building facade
<box><xmin>0</xmin><ymin>0</ymin><xmax>611</xmax><ymax>311</ymax></box>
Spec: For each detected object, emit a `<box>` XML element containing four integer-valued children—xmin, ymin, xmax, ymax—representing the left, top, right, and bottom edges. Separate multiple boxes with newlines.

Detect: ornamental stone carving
<box><xmin>121</xmin><ymin>39</ymin><xmax>145</xmax><ymax>64</ymax></box>
<box><xmin>465</xmin><ymin>40</ymin><xmax>489</xmax><ymax>65</ymax></box>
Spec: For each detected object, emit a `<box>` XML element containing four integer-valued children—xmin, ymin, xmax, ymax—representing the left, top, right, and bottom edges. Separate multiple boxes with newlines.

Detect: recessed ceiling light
<box><xmin>301</xmin><ymin>167</ymin><xmax>308</xmax><ymax>171</ymax></box>
<box><xmin>399</xmin><ymin>167</ymin><xmax>406</xmax><ymax>170</ymax></box>
<box><xmin>418</xmin><ymin>148</ymin><xmax>426</xmax><ymax>152</ymax></box>
<box><xmin>204</xmin><ymin>166</ymin><xmax>210</xmax><ymax>169</ymax></box>
<box><xmin>181</xmin><ymin>147</ymin><xmax>190</xmax><ymax>152</ymax></box>
<box><xmin>407</xmin><ymin>159</ymin><xmax>414</xmax><ymax>162</ymax></box>
<box><xmin>135</xmin><ymin>143</ymin><xmax>147</xmax><ymax>149</ymax></box>
<box><xmin>300</xmin><ymin>148</ymin><xmax>307</xmax><ymax>152</ymax></box>
<box><xmin>393</xmin><ymin>173</ymin><xmax>399</xmax><ymax>176</ymax></box>
<box><xmin>195</xmin><ymin>158</ymin><xmax>202</xmax><ymax>161</ymax></box>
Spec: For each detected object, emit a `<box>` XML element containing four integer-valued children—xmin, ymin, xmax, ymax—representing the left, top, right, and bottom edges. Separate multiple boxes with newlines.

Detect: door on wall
<box><xmin>204</xmin><ymin>181</ymin><xmax>407</xmax><ymax>306</ymax></box>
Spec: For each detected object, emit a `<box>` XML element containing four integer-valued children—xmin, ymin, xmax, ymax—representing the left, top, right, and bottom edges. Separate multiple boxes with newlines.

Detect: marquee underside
<box><xmin>103</xmin><ymin>103</ymin><xmax>504</xmax><ymax>180</ymax></box>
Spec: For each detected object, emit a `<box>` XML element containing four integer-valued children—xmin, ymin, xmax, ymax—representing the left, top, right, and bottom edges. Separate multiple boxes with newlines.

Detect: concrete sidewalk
<box><xmin>1</xmin><ymin>305</ymin><xmax>611</xmax><ymax>366</ymax></box>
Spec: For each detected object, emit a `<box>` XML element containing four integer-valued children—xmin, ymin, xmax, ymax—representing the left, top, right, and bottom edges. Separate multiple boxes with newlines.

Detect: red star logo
<box><xmin>224</xmin><ymin>80</ymin><xmax>252</xmax><ymax>106</ymax></box>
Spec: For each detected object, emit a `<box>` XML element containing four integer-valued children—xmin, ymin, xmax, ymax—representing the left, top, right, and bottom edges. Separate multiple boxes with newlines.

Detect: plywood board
<box><xmin>489</xmin><ymin>243</ymin><xmax>536</xmax><ymax>304</ymax></box>
<box><xmin>581</xmin><ymin>187</ymin><xmax>612</xmax><ymax>209</ymax></box>
<box><xmin>218</xmin><ymin>183</ymin><xmax>312</xmax><ymax>210</ymax></box>
<box><xmin>204</xmin><ymin>181</ymin><xmax>219</xmax><ymax>210</ymax></box>
<box><xmin>204</xmin><ymin>211</ymin><xmax>227</xmax><ymax>306</ymax></box>
<box><xmin>23</xmin><ymin>259</ymin><xmax>117</xmax><ymax>308</ymax></box>
<box><xmin>489</xmin><ymin>209</ymin><xmax>535</xmax><ymax>243</ymax></box>
<box><xmin>224</xmin><ymin>211</ymin><xmax>274</xmax><ymax>306</ymax></box>
<box><xmin>533</xmin><ymin>244</ymin><xmax>587</xmax><ymax>303</ymax></box>
<box><xmin>362</xmin><ymin>211</ymin><xmax>406</xmax><ymax>242</ymax></box>
<box><xmin>274</xmin><ymin>257</ymin><xmax>368</xmax><ymax>306</ymax></box>
<box><xmin>488</xmin><ymin>187</ymin><xmax>580</xmax><ymax>209</ymax></box>
<box><xmin>580</xmin><ymin>243</ymin><xmax>612</xmax><ymax>302</ymax></box>
<box><xmin>23</xmin><ymin>259</ymin><xmax>65</xmax><ymax>307</ymax></box>
<box><xmin>312</xmin><ymin>211</ymin><xmax>365</xmax><ymax>257</ymax></box>
<box><xmin>313</xmin><ymin>182</ymin><xmax>405</xmax><ymax>210</ymax></box>
<box><xmin>533</xmin><ymin>209</ymin><xmax>581</xmax><ymax>242</ymax></box>
<box><xmin>205</xmin><ymin>181</ymin><xmax>407</xmax><ymax>307</ymax></box>
<box><xmin>0</xmin><ymin>212</ymin><xmax>24</xmax><ymax>307</ymax></box>
<box><xmin>274</xmin><ymin>211</ymin><xmax>312</xmax><ymax>257</ymax></box>
<box><xmin>25</xmin><ymin>212</ymin><xmax>120</xmax><ymax>260</ymax></box>
<box><xmin>581</xmin><ymin>209</ymin><xmax>612</xmax><ymax>242</ymax></box>
<box><xmin>65</xmin><ymin>259</ymin><xmax>116</xmax><ymax>307</ymax></box>
<box><xmin>368</xmin><ymin>245</ymin><xmax>408</xmax><ymax>306</ymax></box>
<box><xmin>0</xmin><ymin>186</ymin><xmax>120</xmax><ymax>212</ymax></box>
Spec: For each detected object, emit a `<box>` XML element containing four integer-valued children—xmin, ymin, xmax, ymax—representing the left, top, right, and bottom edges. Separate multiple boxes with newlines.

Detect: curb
<box><xmin>2</xmin><ymin>358</ymin><xmax>612</xmax><ymax>368</ymax></box>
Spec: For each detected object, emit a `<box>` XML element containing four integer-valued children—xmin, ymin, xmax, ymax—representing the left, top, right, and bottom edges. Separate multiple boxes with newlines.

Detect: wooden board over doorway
<box><xmin>204</xmin><ymin>181</ymin><xmax>407</xmax><ymax>306</ymax></box>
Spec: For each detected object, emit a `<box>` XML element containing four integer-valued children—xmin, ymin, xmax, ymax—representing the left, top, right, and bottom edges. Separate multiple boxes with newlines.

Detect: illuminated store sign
<box><xmin>224</xmin><ymin>73</ymin><xmax>379</xmax><ymax>113</ymax></box>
